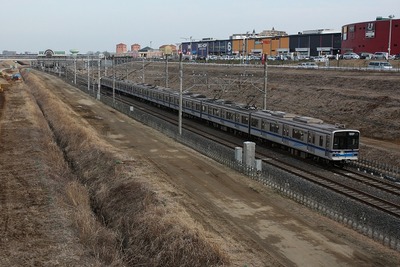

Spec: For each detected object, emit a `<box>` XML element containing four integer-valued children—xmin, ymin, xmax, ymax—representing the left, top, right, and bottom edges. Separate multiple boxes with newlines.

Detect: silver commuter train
<box><xmin>101</xmin><ymin>78</ymin><xmax>360</xmax><ymax>162</ymax></box>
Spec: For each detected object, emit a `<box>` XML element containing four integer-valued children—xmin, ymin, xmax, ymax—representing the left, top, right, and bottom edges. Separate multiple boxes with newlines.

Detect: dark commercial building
<box><xmin>289</xmin><ymin>30</ymin><xmax>341</xmax><ymax>58</ymax></box>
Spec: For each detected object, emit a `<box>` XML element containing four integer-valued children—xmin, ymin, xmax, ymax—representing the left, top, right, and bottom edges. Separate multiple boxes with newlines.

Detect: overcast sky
<box><xmin>2</xmin><ymin>0</ymin><xmax>398</xmax><ymax>54</ymax></box>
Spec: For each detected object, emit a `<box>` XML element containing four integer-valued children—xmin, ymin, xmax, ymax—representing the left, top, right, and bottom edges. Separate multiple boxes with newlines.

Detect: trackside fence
<box><xmin>349</xmin><ymin>158</ymin><xmax>400</xmax><ymax>182</ymax></box>
<box><xmin>93</xmin><ymin>91</ymin><xmax>400</xmax><ymax>252</ymax></box>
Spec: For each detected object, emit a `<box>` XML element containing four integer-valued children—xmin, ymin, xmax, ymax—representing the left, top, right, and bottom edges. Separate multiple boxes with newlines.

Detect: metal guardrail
<box><xmin>350</xmin><ymin>158</ymin><xmax>400</xmax><ymax>182</ymax></box>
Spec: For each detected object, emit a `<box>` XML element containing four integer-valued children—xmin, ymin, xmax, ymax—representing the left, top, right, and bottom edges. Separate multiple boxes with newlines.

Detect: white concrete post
<box><xmin>256</xmin><ymin>159</ymin><xmax>262</xmax><ymax>172</ymax></box>
<box><xmin>235</xmin><ymin>147</ymin><xmax>243</xmax><ymax>163</ymax></box>
<box><xmin>243</xmin><ymin>141</ymin><xmax>256</xmax><ymax>168</ymax></box>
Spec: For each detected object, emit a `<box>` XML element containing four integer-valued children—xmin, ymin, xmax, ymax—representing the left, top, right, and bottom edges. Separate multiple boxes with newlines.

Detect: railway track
<box><xmin>102</xmin><ymin>89</ymin><xmax>400</xmax><ymax>220</ymax></box>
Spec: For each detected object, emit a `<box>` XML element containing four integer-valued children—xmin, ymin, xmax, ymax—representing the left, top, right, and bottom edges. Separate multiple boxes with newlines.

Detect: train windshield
<box><xmin>333</xmin><ymin>131</ymin><xmax>359</xmax><ymax>150</ymax></box>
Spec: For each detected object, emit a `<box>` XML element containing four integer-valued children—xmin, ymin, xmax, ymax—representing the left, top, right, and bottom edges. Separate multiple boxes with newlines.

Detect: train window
<box><xmin>261</xmin><ymin>120</ymin><xmax>268</xmax><ymax>130</ymax></box>
<box><xmin>251</xmin><ymin>118</ymin><xmax>259</xmax><ymax>128</ymax></box>
<box><xmin>283</xmin><ymin>125</ymin><xmax>289</xmax><ymax>136</ymax></box>
<box><xmin>226</xmin><ymin>111</ymin><xmax>234</xmax><ymax>121</ymax></box>
<box><xmin>195</xmin><ymin>103</ymin><xmax>201</xmax><ymax>111</ymax></box>
<box><xmin>270</xmin><ymin>123</ymin><xmax>279</xmax><ymax>133</ymax></box>
<box><xmin>326</xmin><ymin>135</ymin><xmax>330</xmax><ymax>148</ymax></box>
<box><xmin>212</xmin><ymin>108</ymin><xmax>220</xmax><ymax>116</ymax></box>
<box><xmin>220</xmin><ymin>110</ymin><xmax>226</xmax><ymax>119</ymax></box>
<box><xmin>202</xmin><ymin>105</ymin><xmax>207</xmax><ymax>113</ymax></box>
<box><xmin>308</xmin><ymin>132</ymin><xmax>315</xmax><ymax>144</ymax></box>
<box><xmin>235</xmin><ymin>114</ymin><xmax>240</xmax><ymax>123</ymax></box>
<box><xmin>292</xmin><ymin>129</ymin><xmax>304</xmax><ymax>141</ymax></box>
<box><xmin>241</xmin><ymin>115</ymin><xmax>249</xmax><ymax>125</ymax></box>
<box><xmin>319</xmin><ymin>136</ymin><xmax>324</xmax><ymax>147</ymax></box>
<box><xmin>333</xmin><ymin>131</ymin><xmax>359</xmax><ymax>149</ymax></box>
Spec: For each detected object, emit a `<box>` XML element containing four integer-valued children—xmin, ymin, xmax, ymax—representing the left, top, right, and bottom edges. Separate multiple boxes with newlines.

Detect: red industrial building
<box><xmin>341</xmin><ymin>17</ymin><xmax>399</xmax><ymax>55</ymax></box>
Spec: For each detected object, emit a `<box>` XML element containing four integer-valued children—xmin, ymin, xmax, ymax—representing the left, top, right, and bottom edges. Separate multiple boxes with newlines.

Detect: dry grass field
<box><xmin>0</xmin><ymin>63</ymin><xmax>228</xmax><ymax>266</ymax></box>
<box><xmin>1</xmin><ymin>60</ymin><xmax>400</xmax><ymax>266</ymax></box>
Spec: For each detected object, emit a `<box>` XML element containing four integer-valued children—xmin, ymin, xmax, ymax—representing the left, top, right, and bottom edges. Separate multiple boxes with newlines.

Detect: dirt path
<box><xmin>29</xmin><ymin>70</ymin><xmax>400</xmax><ymax>266</ymax></box>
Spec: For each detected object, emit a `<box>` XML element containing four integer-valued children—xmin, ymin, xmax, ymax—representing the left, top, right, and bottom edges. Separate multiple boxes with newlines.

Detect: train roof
<box><xmin>108</xmin><ymin>79</ymin><xmax>357</xmax><ymax>133</ymax></box>
<box><xmin>184</xmin><ymin>93</ymin><xmax>254</xmax><ymax>111</ymax></box>
<box><xmin>252</xmin><ymin>110</ymin><xmax>357</xmax><ymax>132</ymax></box>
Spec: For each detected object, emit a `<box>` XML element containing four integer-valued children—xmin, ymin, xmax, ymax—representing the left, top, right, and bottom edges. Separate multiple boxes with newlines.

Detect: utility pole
<box><xmin>74</xmin><ymin>58</ymin><xmax>76</xmax><ymax>84</ymax></box>
<box><xmin>97</xmin><ymin>57</ymin><xmax>101</xmax><ymax>100</ymax></box>
<box><xmin>165</xmin><ymin>54</ymin><xmax>169</xmax><ymax>88</ymax></box>
<box><xmin>87</xmin><ymin>55</ymin><xmax>90</xmax><ymax>92</ymax></box>
<box><xmin>70</xmin><ymin>49</ymin><xmax>79</xmax><ymax>84</ymax></box>
<box><xmin>263</xmin><ymin>55</ymin><xmax>268</xmax><ymax>110</ymax></box>
<box><xmin>112</xmin><ymin>56</ymin><xmax>115</xmax><ymax>103</ymax></box>
<box><xmin>388</xmin><ymin>15</ymin><xmax>395</xmax><ymax>58</ymax></box>
<box><xmin>179</xmin><ymin>53</ymin><xmax>183</xmax><ymax>135</ymax></box>
<box><xmin>97</xmin><ymin>54</ymin><xmax>104</xmax><ymax>100</ymax></box>
<box><xmin>104</xmin><ymin>57</ymin><xmax>107</xmax><ymax>76</ymax></box>
<box><xmin>142</xmin><ymin>57</ymin><xmax>145</xmax><ymax>83</ymax></box>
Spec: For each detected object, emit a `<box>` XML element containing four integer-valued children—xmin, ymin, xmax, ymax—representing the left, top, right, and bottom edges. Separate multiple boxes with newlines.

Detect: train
<box><xmin>100</xmin><ymin>77</ymin><xmax>360</xmax><ymax>163</ymax></box>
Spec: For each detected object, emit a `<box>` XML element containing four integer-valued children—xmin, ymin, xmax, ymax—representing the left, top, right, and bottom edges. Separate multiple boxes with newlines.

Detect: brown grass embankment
<box><xmin>22</xmin><ymin>69</ymin><xmax>229</xmax><ymax>266</ymax></box>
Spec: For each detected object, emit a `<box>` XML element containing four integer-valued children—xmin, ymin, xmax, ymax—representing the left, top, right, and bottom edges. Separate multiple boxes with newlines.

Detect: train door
<box><xmin>241</xmin><ymin>114</ymin><xmax>250</xmax><ymax>134</ymax></box>
<box><xmin>307</xmin><ymin>131</ymin><xmax>315</xmax><ymax>154</ymax></box>
<box><xmin>235</xmin><ymin>113</ymin><xmax>240</xmax><ymax>129</ymax></box>
<box><xmin>282</xmin><ymin>124</ymin><xmax>290</xmax><ymax>145</ymax></box>
<box><xmin>261</xmin><ymin>119</ymin><xmax>268</xmax><ymax>137</ymax></box>
<box><xmin>201</xmin><ymin>104</ymin><xmax>207</xmax><ymax>120</ymax></box>
<box><xmin>325</xmin><ymin>134</ymin><xmax>331</xmax><ymax>158</ymax></box>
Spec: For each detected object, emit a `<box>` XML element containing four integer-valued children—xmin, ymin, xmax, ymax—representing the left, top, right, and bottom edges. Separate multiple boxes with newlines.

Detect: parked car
<box><xmin>342</xmin><ymin>52</ymin><xmax>360</xmax><ymax>59</ymax></box>
<box><xmin>372</xmin><ymin>52</ymin><xmax>388</xmax><ymax>60</ymax></box>
<box><xmin>394</xmin><ymin>54</ymin><xmax>400</xmax><ymax>60</ymax></box>
<box><xmin>325</xmin><ymin>54</ymin><xmax>337</xmax><ymax>60</ymax></box>
<box><xmin>359</xmin><ymin>52</ymin><xmax>374</xmax><ymax>59</ymax></box>
<box><xmin>313</xmin><ymin>56</ymin><xmax>328</xmax><ymax>62</ymax></box>
<box><xmin>298</xmin><ymin>62</ymin><xmax>318</xmax><ymax>69</ymax></box>
<box><xmin>367</xmin><ymin>61</ymin><xmax>393</xmax><ymax>70</ymax></box>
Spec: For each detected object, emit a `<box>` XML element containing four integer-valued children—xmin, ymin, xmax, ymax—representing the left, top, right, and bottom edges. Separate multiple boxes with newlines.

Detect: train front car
<box><xmin>329</xmin><ymin>129</ymin><xmax>360</xmax><ymax>162</ymax></box>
